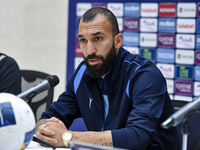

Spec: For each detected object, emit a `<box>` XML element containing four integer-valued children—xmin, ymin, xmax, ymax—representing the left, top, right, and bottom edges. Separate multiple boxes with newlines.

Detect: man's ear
<box><xmin>114</xmin><ymin>33</ymin><xmax>123</xmax><ymax>49</ymax></box>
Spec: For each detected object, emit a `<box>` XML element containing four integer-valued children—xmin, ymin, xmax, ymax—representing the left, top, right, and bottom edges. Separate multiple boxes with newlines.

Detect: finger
<box><xmin>46</xmin><ymin>118</ymin><xmax>54</xmax><ymax>122</ymax></box>
<box><xmin>35</xmin><ymin>124</ymin><xmax>46</xmax><ymax>137</ymax></box>
<box><xmin>38</xmin><ymin>134</ymin><xmax>58</xmax><ymax>145</ymax></box>
<box><xmin>39</xmin><ymin>125</ymin><xmax>55</xmax><ymax>136</ymax></box>
<box><xmin>47</xmin><ymin>117</ymin><xmax>59</xmax><ymax>123</ymax></box>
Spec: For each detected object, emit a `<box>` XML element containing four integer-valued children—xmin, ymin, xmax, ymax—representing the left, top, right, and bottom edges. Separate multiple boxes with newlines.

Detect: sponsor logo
<box><xmin>176</xmin><ymin>34</ymin><xmax>195</xmax><ymax>49</ymax></box>
<box><xmin>175</xmin><ymin>80</ymin><xmax>193</xmax><ymax>95</ymax></box>
<box><xmin>198</xmin><ymin>3</ymin><xmax>200</xmax><ymax>17</ymax></box>
<box><xmin>92</xmin><ymin>3</ymin><xmax>107</xmax><ymax>8</ymax></box>
<box><xmin>140</xmin><ymin>3</ymin><xmax>158</xmax><ymax>17</ymax></box>
<box><xmin>124</xmin><ymin>46</ymin><xmax>139</xmax><ymax>54</ymax></box>
<box><xmin>123</xmin><ymin>32</ymin><xmax>139</xmax><ymax>46</ymax></box>
<box><xmin>124</xmin><ymin>18</ymin><xmax>139</xmax><ymax>31</ymax></box>
<box><xmin>194</xmin><ymin>81</ymin><xmax>200</xmax><ymax>96</ymax></box>
<box><xmin>159</xmin><ymin>3</ymin><xmax>176</xmax><ymax>17</ymax></box>
<box><xmin>177</xmin><ymin>19</ymin><xmax>196</xmax><ymax>33</ymax></box>
<box><xmin>177</xmin><ymin>3</ymin><xmax>196</xmax><ymax>17</ymax></box>
<box><xmin>75</xmin><ymin>45</ymin><xmax>82</xmax><ymax>57</ymax></box>
<box><xmin>196</xmin><ymin>35</ymin><xmax>200</xmax><ymax>49</ymax></box>
<box><xmin>107</xmin><ymin>3</ymin><xmax>124</xmax><ymax>17</ymax></box>
<box><xmin>195</xmin><ymin>66</ymin><xmax>200</xmax><ymax>81</ymax></box>
<box><xmin>124</xmin><ymin>3</ymin><xmax>140</xmax><ymax>17</ymax></box>
<box><xmin>176</xmin><ymin>66</ymin><xmax>193</xmax><ymax>79</ymax></box>
<box><xmin>166</xmin><ymin>79</ymin><xmax>174</xmax><ymax>94</ymax></box>
<box><xmin>197</xmin><ymin>19</ymin><xmax>200</xmax><ymax>33</ymax></box>
<box><xmin>156</xmin><ymin>63</ymin><xmax>174</xmax><ymax>78</ymax></box>
<box><xmin>140</xmin><ymin>18</ymin><xmax>157</xmax><ymax>32</ymax></box>
<box><xmin>158</xmin><ymin>18</ymin><xmax>176</xmax><ymax>33</ymax></box>
<box><xmin>158</xmin><ymin>34</ymin><xmax>175</xmax><ymax>48</ymax></box>
<box><xmin>176</xmin><ymin>49</ymin><xmax>194</xmax><ymax>65</ymax></box>
<box><xmin>140</xmin><ymin>33</ymin><xmax>157</xmax><ymax>47</ymax></box>
<box><xmin>117</xmin><ymin>18</ymin><xmax>123</xmax><ymax>32</ymax></box>
<box><xmin>157</xmin><ymin>48</ymin><xmax>174</xmax><ymax>63</ymax></box>
<box><xmin>76</xmin><ymin>3</ymin><xmax>92</xmax><ymax>17</ymax></box>
<box><xmin>140</xmin><ymin>48</ymin><xmax>156</xmax><ymax>61</ymax></box>
<box><xmin>196</xmin><ymin>51</ymin><xmax>200</xmax><ymax>65</ymax></box>
<box><xmin>74</xmin><ymin>57</ymin><xmax>84</xmax><ymax>70</ymax></box>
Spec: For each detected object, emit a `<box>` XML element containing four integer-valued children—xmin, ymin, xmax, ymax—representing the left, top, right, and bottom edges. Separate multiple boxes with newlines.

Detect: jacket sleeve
<box><xmin>40</xmin><ymin>62</ymin><xmax>85</xmax><ymax>128</ymax></box>
<box><xmin>112</xmin><ymin>62</ymin><xmax>169</xmax><ymax>149</ymax></box>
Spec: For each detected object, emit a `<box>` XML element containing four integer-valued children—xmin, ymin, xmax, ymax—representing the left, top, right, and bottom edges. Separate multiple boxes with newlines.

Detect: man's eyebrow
<box><xmin>78</xmin><ymin>34</ymin><xmax>83</xmax><ymax>38</ymax></box>
<box><xmin>92</xmin><ymin>32</ymin><xmax>105</xmax><ymax>36</ymax></box>
<box><xmin>78</xmin><ymin>32</ymin><xmax>105</xmax><ymax>38</ymax></box>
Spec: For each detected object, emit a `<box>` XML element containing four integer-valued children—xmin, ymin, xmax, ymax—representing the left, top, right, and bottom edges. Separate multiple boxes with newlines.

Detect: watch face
<box><xmin>63</xmin><ymin>132</ymin><xmax>72</xmax><ymax>141</ymax></box>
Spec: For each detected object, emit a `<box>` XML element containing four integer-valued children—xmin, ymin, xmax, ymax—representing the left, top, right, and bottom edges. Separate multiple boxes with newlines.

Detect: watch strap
<box><xmin>61</xmin><ymin>130</ymin><xmax>72</xmax><ymax>148</ymax></box>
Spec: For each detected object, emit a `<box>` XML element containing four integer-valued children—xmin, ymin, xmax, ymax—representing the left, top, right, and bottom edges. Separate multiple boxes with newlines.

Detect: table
<box><xmin>26</xmin><ymin>141</ymin><xmax>69</xmax><ymax>150</ymax></box>
<box><xmin>27</xmin><ymin>140</ymin><xmax>124</xmax><ymax>150</ymax></box>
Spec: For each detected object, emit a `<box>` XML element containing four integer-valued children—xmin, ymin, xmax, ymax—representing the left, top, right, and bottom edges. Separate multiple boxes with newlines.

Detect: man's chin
<box><xmin>88</xmin><ymin>63</ymin><xmax>101</xmax><ymax>69</ymax></box>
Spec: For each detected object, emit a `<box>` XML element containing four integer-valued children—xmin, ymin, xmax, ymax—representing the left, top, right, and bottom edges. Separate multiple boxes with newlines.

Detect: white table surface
<box><xmin>26</xmin><ymin>140</ymin><xmax>69</xmax><ymax>150</ymax></box>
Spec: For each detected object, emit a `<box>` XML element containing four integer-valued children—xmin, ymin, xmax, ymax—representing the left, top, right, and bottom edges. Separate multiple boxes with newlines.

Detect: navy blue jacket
<box><xmin>41</xmin><ymin>48</ymin><xmax>180</xmax><ymax>150</ymax></box>
<box><xmin>0</xmin><ymin>53</ymin><xmax>21</xmax><ymax>95</ymax></box>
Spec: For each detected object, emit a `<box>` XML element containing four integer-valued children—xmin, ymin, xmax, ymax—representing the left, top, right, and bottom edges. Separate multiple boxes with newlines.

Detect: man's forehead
<box><xmin>78</xmin><ymin>15</ymin><xmax>112</xmax><ymax>36</ymax></box>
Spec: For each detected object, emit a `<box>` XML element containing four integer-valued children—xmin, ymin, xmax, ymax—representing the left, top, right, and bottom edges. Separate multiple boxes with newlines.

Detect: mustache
<box><xmin>85</xmin><ymin>54</ymin><xmax>103</xmax><ymax>60</ymax></box>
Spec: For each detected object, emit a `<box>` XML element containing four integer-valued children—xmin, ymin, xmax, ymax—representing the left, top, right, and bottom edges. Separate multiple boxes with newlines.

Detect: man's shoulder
<box><xmin>0</xmin><ymin>54</ymin><xmax>17</xmax><ymax>66</ymax></box>
<box><xmin>74</xmin><ymin>61</ymin><xmax>86</xmax><ymax>74</ymax></box>
<box><xmin>69</xmin><ymin>61</ymin><xmax>87</xmax><ymax>84</ymax></box>
<box><xmin>120</xmin><ymin>48</ymin><xmax>149</xmax><ymax>67</ymax></box>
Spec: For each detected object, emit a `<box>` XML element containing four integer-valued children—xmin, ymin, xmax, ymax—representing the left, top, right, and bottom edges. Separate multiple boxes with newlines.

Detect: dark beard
<box><xmin>84</xmin><ymin>43</ymin><xmax>116</xmax><ymax>79</ymax></box>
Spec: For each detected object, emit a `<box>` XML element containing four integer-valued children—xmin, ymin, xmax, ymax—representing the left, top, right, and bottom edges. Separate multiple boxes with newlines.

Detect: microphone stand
<box><xmin>179</xmin><ymin>110</ymin><xmax>196</xmax><ymax>150</ymax></box>
<box><xmin>181</xmin><ymin>119</ymin><xmax>189</xmax><ymax>150</ymax></box>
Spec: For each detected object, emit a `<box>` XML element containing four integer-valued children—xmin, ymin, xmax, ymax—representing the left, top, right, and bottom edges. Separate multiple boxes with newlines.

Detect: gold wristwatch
<box><xmin>61</xmin><ymin>130</ymin><xmax>72</xmax><ymax>148</ymax></box>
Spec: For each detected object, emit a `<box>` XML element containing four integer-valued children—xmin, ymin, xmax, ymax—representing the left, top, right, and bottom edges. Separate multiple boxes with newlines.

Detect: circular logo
<box><xmin>177</xmin><ymin>54</ymin><xmax>181</xmax><ymax>59</ymax></box>
<box><xmin>179</xmin><ymin>7</ymin><xmax>183</xmax><ymax>13</ymax></box>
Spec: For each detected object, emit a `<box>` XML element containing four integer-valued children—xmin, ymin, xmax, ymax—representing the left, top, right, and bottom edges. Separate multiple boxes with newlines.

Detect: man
<box><xmin>0</xmin><ymin>53</ymin><xmax>21</xmax><ymax>95</ymax></box>
<box><xmin>35</xmin><ymin>7</ymin><xmax>180</xmax><ymax>150</ymax></box>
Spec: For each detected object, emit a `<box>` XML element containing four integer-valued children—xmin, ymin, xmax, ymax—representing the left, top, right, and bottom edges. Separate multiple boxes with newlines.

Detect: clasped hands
<box><xmin>36</xmin><ymin>117</ymin><xmax>68</xmax><ymax>147</ymax></box>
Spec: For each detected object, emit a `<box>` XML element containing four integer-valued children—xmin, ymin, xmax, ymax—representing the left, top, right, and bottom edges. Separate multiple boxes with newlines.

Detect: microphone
<box><xmin>161</xmin><ymin>96</ymin><xmax>200</xmax><ymax>129</ymax></box>
<box><xmin>17</xmin><ymin>75</ymin><xmax>59</xmax><ymax>103</ymax></box>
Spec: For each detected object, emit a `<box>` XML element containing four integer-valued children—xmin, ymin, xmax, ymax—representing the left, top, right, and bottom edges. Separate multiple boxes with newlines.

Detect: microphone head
<box><xmin>46</xmin><ymin>75</ymin><xmax>60</xmax><ymax>87</ymax></box>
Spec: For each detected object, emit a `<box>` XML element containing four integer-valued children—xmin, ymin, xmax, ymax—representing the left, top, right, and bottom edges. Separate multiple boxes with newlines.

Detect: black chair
<box><xmin>20</xmin><ymin>70</ymin><xmax>54</xmax><ymax>121</ymax></box>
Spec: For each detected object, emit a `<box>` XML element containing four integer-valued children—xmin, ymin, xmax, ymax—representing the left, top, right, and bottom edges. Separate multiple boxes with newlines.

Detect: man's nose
<box><xmin>87</xmin><ymin>41</ymin><xmax>96</xmax><ymax>55</ymax></box>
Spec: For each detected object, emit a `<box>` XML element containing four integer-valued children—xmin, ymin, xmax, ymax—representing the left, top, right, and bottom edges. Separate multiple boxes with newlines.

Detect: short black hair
<box><xmin>81</xmin><ymin>7</ymin><xmax>119</xmax><ymax>36</ymax></box>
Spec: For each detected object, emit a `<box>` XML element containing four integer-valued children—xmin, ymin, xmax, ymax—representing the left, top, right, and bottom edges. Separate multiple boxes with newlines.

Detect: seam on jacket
<box><xmin>74</xmin><ymin>64</ymin><xmax>86</xmax><ymax>94</ymax></box>
<box><xmin>126</xmin><ymin>80</ymin><xmax>131</xmax><ymax>103</ymax></box>
<box><xmin>124</xmin><ymin>60</ymin><xmax>141</xmax><ymax>71</ymax></box>
<box><xmin>125</xmin><ymin>60</ymin><xmax>141</xmax><ymax>103</ymax></box>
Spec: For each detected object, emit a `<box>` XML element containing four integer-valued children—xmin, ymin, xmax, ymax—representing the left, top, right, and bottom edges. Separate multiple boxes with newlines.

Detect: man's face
<box><xmin>78</xmin><ymin>14</ymin><xmax>118</xmax><ymax>78</ymax></box>
<box><xmin>83</xmin><ymin>41</ymin><xmax>116</xmax><ymax>79</ymax></box>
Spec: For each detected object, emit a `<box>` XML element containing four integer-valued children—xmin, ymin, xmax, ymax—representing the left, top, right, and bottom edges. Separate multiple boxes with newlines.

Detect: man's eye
<box><xmin>80</xmin><ymin>39</ymin><xmax>86</xmax><ymax>43</ymax></box>
<box><xmin>96</xmin><ymin>37</ymin><xmax>102</xmax><ymax>41</ymax></box>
